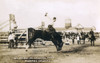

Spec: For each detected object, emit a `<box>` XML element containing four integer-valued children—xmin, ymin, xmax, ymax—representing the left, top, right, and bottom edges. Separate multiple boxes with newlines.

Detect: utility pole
<box><xmin>65</xmin><ymin>18</ymin><xmax>72</xmax><ymax>29</ymax></box>
<box><xmin>9</xmin><ymin>14</ymin><xmax>17</xmax><ymax>31</ymax></box>
<box><xmin>9</xmin><ymin>14</ymin><xmax>12</xmax><ymax>31</ymax></box>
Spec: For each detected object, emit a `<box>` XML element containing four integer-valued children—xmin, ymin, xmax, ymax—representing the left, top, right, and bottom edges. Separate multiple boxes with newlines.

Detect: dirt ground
<box><xmin>0</xmin><ymin>39</ymin><xmax>100</xmax><ymax>63</ymax></box>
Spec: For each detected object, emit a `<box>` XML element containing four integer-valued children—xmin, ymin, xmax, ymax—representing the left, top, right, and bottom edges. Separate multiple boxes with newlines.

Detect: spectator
<box><xmin>8</xmin><ymin>31</ymin><xmax>15</xmax><ymax>48</ymax></box>
<box><xmin>77</xmin><ymin>35</ymin><xmax>81</xmax><ymax>44</ymax></box>
<box><xmin>72</xmin><ymin>35</ymin><xmax>75</xmax><ymax>44</ymax></box>
<box><xmin>89</xmin><ymin>29</ymin><xmax>94</xmax><ymax>35</ymax></box>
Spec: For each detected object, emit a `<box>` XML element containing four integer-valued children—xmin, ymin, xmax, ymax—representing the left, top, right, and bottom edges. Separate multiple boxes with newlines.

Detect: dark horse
<box><xmin>88</xmin><ymin>33</ymin><xmax>96</xmax><ymax>46</ymax></box>
<box><xmin>26</xmin><ymin>28</ymin><xmax>63</xmax><ymax>51</ymax></box>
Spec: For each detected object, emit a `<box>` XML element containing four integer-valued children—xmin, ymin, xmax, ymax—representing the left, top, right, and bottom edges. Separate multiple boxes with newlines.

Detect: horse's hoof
<box><xmin>28</xmin><ymin>47</ymin><xmax>31</xmax><ymax>48</ymax></box>
<box><xmin>57</xmin><ymin>49</ymin><xmax>61</xmax><ymax>51</ymax></box>
<box><xmin>57</xmin><ymin>50</ymin><xmax>61</xmax><ymax>53</ymax></box>
<box><xmin>26</xmin><ymin>50</ymin><xmax>28</xmax><ymax>52</ymax></box>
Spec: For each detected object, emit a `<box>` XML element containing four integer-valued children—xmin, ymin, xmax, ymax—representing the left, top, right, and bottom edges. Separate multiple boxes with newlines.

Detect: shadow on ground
<box><xmin>61</xmin><ymin>44</ymin><xmax>90</xmax><ymax>53</ymax></box>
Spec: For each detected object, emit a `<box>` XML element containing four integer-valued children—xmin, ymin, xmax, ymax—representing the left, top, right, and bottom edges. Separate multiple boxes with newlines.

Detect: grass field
<box><xmin>0</xmin><ymin>38</ymin><xmax>100</xmax><ymax>63</ymax></box>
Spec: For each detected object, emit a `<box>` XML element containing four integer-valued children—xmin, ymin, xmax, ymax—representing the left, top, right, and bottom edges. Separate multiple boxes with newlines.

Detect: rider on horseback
<box><xmin>89</xmin><ymin>29</ymin><xmax>94</xmax><ymax>35</ymax></box>
<box><xmin>46</xmin><ymin>25</ymin><xmax>56</xmax><ymax>33</ymax></box>
<box><xmin>46</xmin><ymin>24</ymin><xmax>56</xmax><ymax>39</ymax></box>
<box><xmin>89</xmin><ymin>29</ymin><xmax>96</xmax><ymax>46</ymax></box>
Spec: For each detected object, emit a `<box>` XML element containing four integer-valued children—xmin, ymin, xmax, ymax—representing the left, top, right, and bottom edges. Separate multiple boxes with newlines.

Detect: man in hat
<box><xmin>89</xmin><ymin>29</ymin><xmax>96</xmax><ymax>46</ymax></box>
<box><xmin>8</xmin><ymin>31</ymin><xmax>15</xmax><ymax>48</ymax></box>
<box><xmin>89</xmin><ymin>29</ymin><xmax>94</xmax><ymax>36</ymax></box>
<box><xmin>46</xmin><ymin>24</ymin><xmax>56</xmax><ymax>39</ymax></box>
<box><xmin>47</xmin><ymin>25</ymin><xmax>56</xmax><ymax>33</ymax></box>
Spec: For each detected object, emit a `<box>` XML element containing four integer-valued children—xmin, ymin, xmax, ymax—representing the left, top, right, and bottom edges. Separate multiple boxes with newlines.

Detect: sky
<box><xmin>0</xmin><ymin>0</ymin><xmax>100</xmax><ymax>32</ymax></box>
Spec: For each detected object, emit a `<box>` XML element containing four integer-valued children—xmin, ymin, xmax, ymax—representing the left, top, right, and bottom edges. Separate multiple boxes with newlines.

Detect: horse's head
<box><xmin>51</xmin><ymin>32</ymin><xmax>63</xmax><ymax>51</ymax></box>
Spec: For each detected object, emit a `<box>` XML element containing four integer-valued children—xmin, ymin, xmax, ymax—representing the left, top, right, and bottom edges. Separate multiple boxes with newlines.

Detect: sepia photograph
<box><xmin>0</xmin><ymin>0</ymin><xmax>100</xmax><ymax>63</ymax></box>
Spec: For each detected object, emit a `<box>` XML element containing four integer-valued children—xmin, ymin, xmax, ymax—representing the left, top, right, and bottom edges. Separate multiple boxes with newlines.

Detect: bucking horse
<box><xmin>26</xmin><ymin>28</ymin><xmax>63</xmax><ymax>51</ymax></box>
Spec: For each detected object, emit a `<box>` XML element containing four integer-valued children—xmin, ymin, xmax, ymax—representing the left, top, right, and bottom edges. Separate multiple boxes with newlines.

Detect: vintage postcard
<box><xmin>0</xmin><ymin>0</ymin><xmax>100</xmax><ymax>63</ymax></box>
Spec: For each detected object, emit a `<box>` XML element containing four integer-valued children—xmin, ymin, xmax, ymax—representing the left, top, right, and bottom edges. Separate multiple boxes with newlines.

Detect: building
<box><xmin>65</xmin><ymin>18</ymin><xmax>72</xmax><ymax>29</ymax></box>
<box><xmin>55</xmin><ymin>24</ymin><xmax>96</xmax><ymax>33</ymax></box>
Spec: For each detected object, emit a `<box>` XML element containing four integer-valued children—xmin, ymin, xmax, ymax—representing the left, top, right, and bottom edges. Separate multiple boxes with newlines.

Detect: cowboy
<box><xmin>46</xmin><ymin>25</ymin><xmax>56</xmax><ymax>39</ymax></box>
<box><xmin>47</xmin><ymin>25</ymin><xmax>56</xmax><ymax>33</ymax></box>
<box><xmin>89</xmin><ymin>29</ymin><xmax>94</xmax><ymax>35</ymax></box>
<box><xmin>8</xmin><ymin>31</ymin><xmax>15</xmax><ymax>48</ymax></box>
<box><xmin>89</xmin><ymin>29</ymin><xmax>95</xmax><ymax>46</ymax></box>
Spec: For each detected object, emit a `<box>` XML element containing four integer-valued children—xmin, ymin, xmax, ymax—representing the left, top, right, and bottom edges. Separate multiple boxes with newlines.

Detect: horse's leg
<box><xmin>8</xmin><ymin>40</ymin><xmax>11</xmax><ymax>48</ymax></box>
<box><xmin>12</xmin><ymin>41</ymin><xmax>14</xmax><ymax>48</ymax></box>
<box><xmin>29</xmin><ymin>42</ymin><xmax>32</xmax><ymax>48</ymax></box>
<box><xmin>72</xmin><ymin>39</ymin><xmax>74</xmax><ymax>44</ymax></box>
<box><xmin>82</xmin><ymin>40</ymin><xmax>84</xmax><ymax>44</ymax></box>
<box><xmin>15</xmin><ymin>41</ymin><xmax>18</xmax><ymax>48</ymax></box>
<box><xmin>80</xmin><ymin>40</ymin><xmax>81</xmax><ymax>44</ymax></box>
<box><xmin>25</xmin><ymin>44</ymin><xmax>29</xmax><ymax>52</ymax></box>
<box><xmin>33</xmin><ymin>42</ymin><xmax>35</xmax><ymax>48</ymax></box>
<box><xmin>77</xmin><ymin>40</ymin><xmax>79</xmax><ymax>44</ymax></box>
<box><xmin>28</xmin><ymin>40</ymin><xmax>34</xmax><ymax>48</ymax></box>
<box><xmin>83</xmin><ymin>39</ymin><xmax>85</xmax><ymax>44</ymax></box>
<box><xmin>93</xmin><ymin>40</ymin><xmax>95</xmax><ymax>46</ymax></box>
<box><xmin>78</xmin><ymin>40</ymin><xmax>80</xmax><ymax>44</ymax></box>
<box><xmin>10</xmin><ymin>42</ymin><xmax>12</xmax><ymax>48</ymax></box>
<box><xmin>25</xmin><ymin>41</ymin><xmax>33</xmax><ymax>51</ymax></box>
<box><xmin>10</xmin><ymin>40</ymin><xmax>14</xmax><ymax>48</ymax></box>
<box><xmin>91</xmin><ymin>40</ymin><xmax>92</xmax><ymax>46</ymax></box>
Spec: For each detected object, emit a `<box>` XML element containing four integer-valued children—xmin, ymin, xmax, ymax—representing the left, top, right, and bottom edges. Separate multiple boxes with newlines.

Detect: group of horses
<box><xmin>62</xmin><ymin>31</ymin><xmax>96</xmax><ymax>45</ymax></box>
